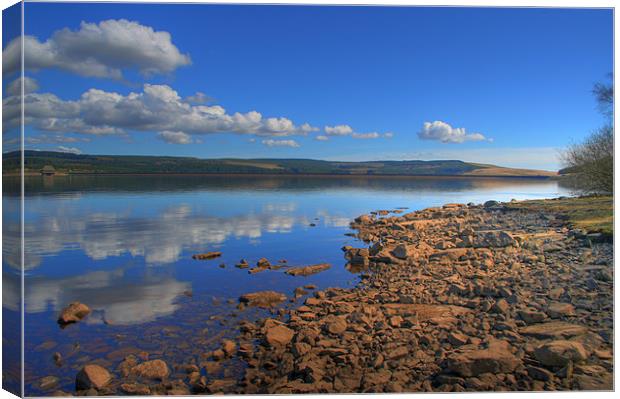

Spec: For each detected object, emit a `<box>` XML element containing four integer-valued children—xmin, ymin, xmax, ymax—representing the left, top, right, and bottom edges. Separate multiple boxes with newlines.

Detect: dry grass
<box><xmin>507</xmin><ymin>196</ymin><xmax>613</xmax><ymax>236</ymax></box>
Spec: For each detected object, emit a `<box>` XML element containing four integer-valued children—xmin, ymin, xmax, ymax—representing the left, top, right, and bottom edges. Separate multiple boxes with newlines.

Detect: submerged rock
<box><xmin>192</xmin><ymin>252</ymin><xmax>222</xmax><ymax>260</ymax></box>
<box><xmin>76</xmin><ymin>364</ymin><xmax>111</xmax><ymax>390</ymax></box>
<box><xmin>131</xmin><ymin>359</ymin><xmax>169</xmax><ymax>380</ymax></box>
<box><xmin>285</xmin><ymin>263</ymin><xmax>331</xmax><ymax>276</ymax></box>
<box><xmin>58</xmin><ymin>302</ymin><xmax>91</xmax><ymax>326</ymax></box>
<box><xmin>239</xmin><ymin>291</ymin><xmax>287</xmax><ymax>308</ymax></box>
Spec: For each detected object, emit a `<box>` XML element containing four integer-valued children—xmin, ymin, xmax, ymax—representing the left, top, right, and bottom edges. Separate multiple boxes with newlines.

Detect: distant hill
<box><xmin>2</xmin><ymin>150</ymin><xmax>557</xmax><ymax>178</ymax></box>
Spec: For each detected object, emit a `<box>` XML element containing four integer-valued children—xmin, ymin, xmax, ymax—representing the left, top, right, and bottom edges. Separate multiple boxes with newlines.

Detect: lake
<box><xmin>2</xmin><ymin>175</ymin><xmax>570</xmax><ymax>395</ymax></box>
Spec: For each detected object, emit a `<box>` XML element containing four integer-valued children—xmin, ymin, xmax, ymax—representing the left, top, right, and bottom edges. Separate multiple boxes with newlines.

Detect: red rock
<box><xmin>76</xmin><ymin>364</ymin><xmax>111</xmax><ymax>390</ymax></box>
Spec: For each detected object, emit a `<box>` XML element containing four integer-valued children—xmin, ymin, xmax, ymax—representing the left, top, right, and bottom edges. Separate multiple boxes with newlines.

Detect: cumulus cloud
<box><xmin>184</xmin><ymin>91</ymin><xmax>213</xmax><ymax>104</ymax></box>
<box><xmin>315</xmin><ymin>135</ymin><xmax>329</xmax><ymax>141</ymax></box>
<box><xmin>325</xmin><ymin>124</ymin><xmax>354</xmax><ymax>136</ymax></box>
<box><xmin>5</xmin><ymin>76</ymin><xmax>39</xmax><ymax>96</ymax></box>
<box><xmin>157</xmin><ymin>131</ymin><xmax>193</xmax><ymax>144</ymax></box>
<box><xmin>56</xmin><ymin>146</ymin><xmax>82</xmax><ymax>154</ymax></box>
<box><xmin>417</xmin><ymin>121</ymin><xmax>488</xmax><ymax>143</ymax></box>
<box><xmin>2</xmin><ymin>83</ymin><xmax>319</xmax><ymax>141</ymax></box>
<box><xmin>2</xmin><ymin>19</ymin><xmax>191</xmax><ymax>79</ymax></box>
<box><xmin>324</xmin><ymin>124</ymin><xmax>391</xmax><ymax>140</ymax></box>
<box><xmin>26</xmin><ymin>134</ymin><xmax>91</xmax><ymax>144</ymax></box>
<box><xmin>261</xmin><ymin>139</ymin><xmax>300</xmax><ymax>148</ymax></box>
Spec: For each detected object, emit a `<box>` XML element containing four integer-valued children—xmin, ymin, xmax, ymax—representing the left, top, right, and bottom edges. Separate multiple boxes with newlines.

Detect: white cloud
<box><xmin>418</xmin><ymin>120</ymin><xmax>488</xmax><ymax>143</ymax></box>
<box><xmin>184</xmin><ymin>91</ymin><xmax>213</xmax><ymax>104</ymax></box>
<box><xmin>2</xmin><ymin>83</ymin><xmax>319</xmax><ymax>139</ymax></box>
<box><xmin>315</xmin><ymin>135</ymin><xmax>329</xmax><ymax>141</ymax></box>
<box><xmin>157</xmin><ymin>131</ymin><xmax>193</xmax><ymax>144</ymax></box>
<box><xmin>324</xmin><ymin>124</ymin><xmax>391</xmax><ymax>140</ymax></box>
<box><xmin>5</xmin><ymin>76</ymin><xmax>39</xmax><ymax>96</ymax></box>
<box><xmin>325</xmin><ymin>124</ymin><xmax>353</xmax><ymax>136</ymax></box>
<box><xmin>261</xmin><ymin>139</ymin><xmax>300</xmax><ymax>148</ymax></box>
<box><xmin>2</xmin><ymin>19</ymin><xmax>191</xmax><ymax>79</ymax></box>
<box><xmin>26</xmin><ymin>134</ymin><xmax>91</xmax><ymax>144</ymax></box>
<box><xmin>56</xmin><ymin>146</ymin><xmax>82</xmax><ymax>154</ymax></box>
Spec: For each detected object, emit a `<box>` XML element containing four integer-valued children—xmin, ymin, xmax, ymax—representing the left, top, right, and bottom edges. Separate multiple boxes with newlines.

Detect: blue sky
<box><xmin>2</xmin><ymin>3</ymin><xmax>613</xmax><ymax>170</ymax></box>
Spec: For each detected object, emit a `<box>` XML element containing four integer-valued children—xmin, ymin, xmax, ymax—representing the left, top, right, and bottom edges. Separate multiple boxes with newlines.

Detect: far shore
<box><xmin>4</xmin><ymin>172</ymin><xmax>559</xmax><ymax>180</ymax></box>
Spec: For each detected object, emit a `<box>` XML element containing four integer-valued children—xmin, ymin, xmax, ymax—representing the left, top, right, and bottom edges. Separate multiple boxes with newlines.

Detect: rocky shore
<box><xmin>65</xmin><ymin>199</ymin><xmax>613</xmax><ymax>394</ymax></box>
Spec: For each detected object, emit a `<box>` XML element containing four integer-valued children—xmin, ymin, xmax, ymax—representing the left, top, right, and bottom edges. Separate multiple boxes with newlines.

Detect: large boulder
<box><xmin>534</xmin><ymin>340</ymin><xmax>588</xmax><ymax>367</ymax></box>
<box><xmin>446</xmin><ymin>340</ymin><xmax>521</xmax><ymax>377</ymax></box>
<box><xmin>76</xmin><ymin>364</ymin><xmax>111</xmax><ymax>390</ymax></box>
<box><xmin>58</xmin><ymin>302</ymin><xmax>91</xmax><ymax>326</ymax></box>
<box><xmin>265</xmin><ymin>324</ymin><xmax>295</xmax><ymax>347</ymax></box>
<box><xmin>131</xmin><ymin>359</ymin><xmax>169</xmax><ymax>380</ymax></box>
<box><xmin>285</xmin><ymin>263</ymin><xmax>331</xmax><ymax>276</ymax></box>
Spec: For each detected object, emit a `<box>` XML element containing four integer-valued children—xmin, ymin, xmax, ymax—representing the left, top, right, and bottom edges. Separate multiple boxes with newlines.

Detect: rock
<box><xmin>120</xmin><ymin>383</ymin><xmax>151</xmax><ymax>395</ymax></box>
<box><xmin>526</xmin><ymin>365</ymin><xmax>554</xmax><ymax>382</ymax></box>
<box><xmin>446</xmin><ymin>340</ymin><xmax>521</xmax><ymax>377</ymax></box>
<box><xmin>520</xmin><ymin>322</ymin><xmax>588</xmax><ymax>339</ymax></box>
<box><xmin>239</xmin><ymin>291</ymin><xmax>286</xmax><ymax>308</ymax></box>
<box><xmin>386</xmin><ymin>346</ymin><xmax>409</xmax><ymax>360</ymax></box>
<box><xmin>518</xmin><ymin>308</ymin><xmax>546</xmax><ymax>324</ymax></box>
<box><xmin>391</xmin><ymin>244</ymin><xmax>411</xmax><ymax>260</ymax></box>
<box><xmin>573</xmin><ymin>373</ymin><xmax>613</xmax><ymax>390</ymax></box>
<box><xmin>448</xmin><ymin>332</ymin><xmax>469</xmax><ymax>346</ymax></box>
<box><xmin>285</xmin><ymin>263</ymin><xmax>331</xmax><ymax>276</ymax></box>
<box><xmin>192</xmin><ymin>252</ymin><xmax>222</xmax><ymax>260</ymax></box>
<box><xmin>58</xmin><ymin>302</ymin><xmax>91</xmax><ymax>326</ymax></box>
<box><xmin>131</xmin><ymin>359</ymin><xmax>169</xmax><ymax>380</ymax></box>
<box><xmin>474</xmin><ymin>231</ymin><xmax>516</xmax><ymax>248</ymax></box>
<box><xmin>235</xmin><ymin>259</ymin><xmax>249</xmax><ymax>268</ymax></box>
<box><xmin>76</xmin><ymin>364</ymin><xmax>111</xmax><ymax>390</ymax></box>
<box><xmin>222</xmin><ymin>340</ymin><xmax>236</xmax><ymax>357</ymax></box>
<box><xmin>265</xmin><ymin>325</ymin><xmax>295</xmax><ymax>347</ymax></box>
<box><xmin>324</xmin><ymin>316</ymin><xmax>347</xmax><ymax>335</ymax></box>
<box><xmin>546</xmin><ymin>302</ymin><xmax>576</xmax><ymax>318</ymax></box>
<box><xmin>534</xmin><ymin>340</ymin><xmax>588</xmax><ymax>366</ymax></box>
<box><xmin>257</xmin><ymin>258</ymin><xmax>271</xmax><ymax>268</ymax></box>
<box><xmin>483</xmin><ymin>200</ymin><xmax>499</xmax><ymax>208</ymax></box>
<box><xmin>491</xmin><ymin>299</ymin><xmax>510</xmax><ymax>314</ymax></box>
<box><xmin>38</xmin><ymin>376</ymin><xmax>59</xmax><ymax>391</ymax></box>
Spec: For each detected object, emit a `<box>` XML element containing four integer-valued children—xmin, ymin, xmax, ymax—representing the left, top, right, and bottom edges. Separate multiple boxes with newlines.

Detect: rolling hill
<box><xmin>2</xmin><ymin>150</ymin><xmax>557</xmax><ymax>178</ymax></box>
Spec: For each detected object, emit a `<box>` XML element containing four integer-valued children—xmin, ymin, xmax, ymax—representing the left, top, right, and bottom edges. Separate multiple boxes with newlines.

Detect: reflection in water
<box><xmin>4</xmin><ymin>269</ymin><xmax>191</xmax><ymax>325</ymax></box>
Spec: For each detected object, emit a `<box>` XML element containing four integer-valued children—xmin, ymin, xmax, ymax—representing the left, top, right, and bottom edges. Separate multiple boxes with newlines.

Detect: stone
<box><xmin>192</xmin><ymin>252</ymin><xmax>222</xmax><ymax>260</ymax></box>
<box><xmin>448</xmin><ymin>332</ymin><xmax>469</xmax><ymax>346</ymax></box>
<box><xmin>446</xmin><ymin>340</ymin><xmax>521</xmax><ymax>377</ymax></box>
<box><xmin>518</xmin><ymin>308</ymin><xmax>546</xmax><ymax>324</ymax></box>
<box><xmin>222</xmin><ymin>340</ymin><xmax>236</xmax><ymax>357</ymax></box>
<box><xmin>120</xmin><ymin>383</ymin><xmax>151</xmax><ymax>395</ymax></box>
<box><xmin>491</xmin><ymin>299</ymin><xmax>510</xmax><ymax>314</ymax></box>
<box><xmin>76</xmin><ymin>364</ymin><xmax>111</xmax><ymax>390</ymax></box>
<box><xmin>474</xmin><ymin>231</ymin><xmax>516</xmax><ymax>248</ymax></box>
<box><xmin>38</xmin><ymin>376</ymin><xmax>59</xmax><ymax>391</ymax></box>
<box><xmin>483</xmin><ymin>200</ymin><xmax>499</xmax><ymax>208</ymax></box>
<box><xmin>131</xmin><ymin>359</ymin><xmax>169</xmax><ymax>380</ymax></box>
<box><xmin>534</xmin><ymin>340</ymin><xmax>588</xmax><ymax>367</ymax></box>
<box><xmin>265</xmin><ymin>325</ymin><xmax>295</xmax><ymax>347</ymax></box>
<box><xmin>58</xmin><ymin>302</ymin><xmax>91</xmax><ymax>325</ymax></box>
<box><xmin>391</xmin><ymin>244</ymin><xmax>411</xmax><ymax>260</ymax></box>
<box><xmin>324</xmin><ymin>316</ymin><xmax>347</xmax><ymax>335</ymax></box>
<box><xmin>285</xmin><ymin>263</ymin><xmax>331</xmax><ymax>276</ymax></box>
<box><xmin>239</xmin><ymin>291</ymin><xmax>287</xmax><ymax>308</ymax></box>
<box><xmin>546</xmin><ymin>302</ymin><xmax>576</xmax><ymax>318</ymax></box>
<box><xmin>257</xmin><ymin>257</ymin><xmax>271</xmax><ymax>268</ymax></box>
<box><xmin>520</xmin><ymin>322</ymin><xmax>588</xmax><ymax>340</ymax></box>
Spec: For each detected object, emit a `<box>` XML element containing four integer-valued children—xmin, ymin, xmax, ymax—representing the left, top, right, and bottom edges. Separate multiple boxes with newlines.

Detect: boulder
<box><xmin>534</xmin><ymin>340</ymin><xmax>588</xmax><ymax>367</ymax></box>
<box><xmin>265</xmin><ymin>325</ymin><xmax>295</xmax><ymax>347</ymax></box>
<box><xmin>58</xmin><ymin>302</ymin><xmax>91</xmax><ymax>326</ymax></box>
<box><xmin>192</xmin><ymin>252</ymin><xmax>222</xmax><ymax>260</ymax></box>
<box><xmin>474</xmin><ymin>231</ymin><xmax>516</xmax><ymax>248</ymax></box>
<box><xmin>76</xmin><ymin>364</ymin><xmax>111</xmax><ymax>390</ymax></box>
<box><xmin>239</xmin><ymin>291</ymin><xmax>286</xmax><ymax>308</ymax></box>
<box><xmin>131</xmin><ymin>359</ymin><xmax>169</xmax><ymax>380</ymax></box>
<box><xmin>285</xmin><ymin>263</ymin><xmax>331</xmax><ymax>277</ymax></box>
<box><xmin>446</xmin><ymin>340</ymin><xmax>521</xmax><ymax>377</ymax></box>
<box><xmin>221</xmin><ymin>340</ymin><xmax>236</xmax><ymax>357</ymax></box>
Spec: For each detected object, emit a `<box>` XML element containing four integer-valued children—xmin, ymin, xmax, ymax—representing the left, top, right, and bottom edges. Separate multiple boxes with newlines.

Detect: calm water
<box><xmin>3</xmin><ymin>175</ymin><xmax>570</xmax><ymax>395</ymax></box>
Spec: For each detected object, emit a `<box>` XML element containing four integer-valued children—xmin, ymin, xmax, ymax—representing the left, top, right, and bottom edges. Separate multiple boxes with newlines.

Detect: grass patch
<box><xmin>507</xmin><ymin>196</ymin><xmax>613</xmax><ymax>236</ymax></box>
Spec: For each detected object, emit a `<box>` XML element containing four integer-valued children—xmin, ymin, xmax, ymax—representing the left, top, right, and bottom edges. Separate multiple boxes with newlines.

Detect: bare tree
<box><xmin>561</xmin><ymin>77</ymin><xmax>613</xmax><ymax>194</ymax></box>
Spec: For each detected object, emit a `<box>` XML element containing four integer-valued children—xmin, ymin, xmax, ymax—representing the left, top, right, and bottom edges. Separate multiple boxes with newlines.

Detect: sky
<box><xmin>1</xmin><ymin>2</ymin><xmax>614</xmax><ymax>170</ymax></box>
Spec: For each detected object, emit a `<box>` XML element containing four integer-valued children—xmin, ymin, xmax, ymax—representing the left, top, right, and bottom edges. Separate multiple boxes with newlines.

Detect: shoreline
<box><xmin>4</xmin><ymin>172</ymin><xmax>557</xmax><ymax>180</ymax></box>
<box><xmin>31</xmin><ymin>197</ymin><xmax>614</xmax><ymax>395</ymax></box>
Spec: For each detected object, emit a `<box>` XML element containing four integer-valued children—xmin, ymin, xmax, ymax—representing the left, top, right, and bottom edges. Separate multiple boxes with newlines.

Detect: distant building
<box><xmin>41</xmin><ymin>165</ymin><xmax>56</xmax><ymax>175</ymax></box>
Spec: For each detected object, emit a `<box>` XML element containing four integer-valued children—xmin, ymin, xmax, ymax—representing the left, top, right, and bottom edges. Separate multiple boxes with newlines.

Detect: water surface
<box><xmin>2</xmin><ymin>175</ymin><xmax>569</xmax><ymax>395</ymax></box>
